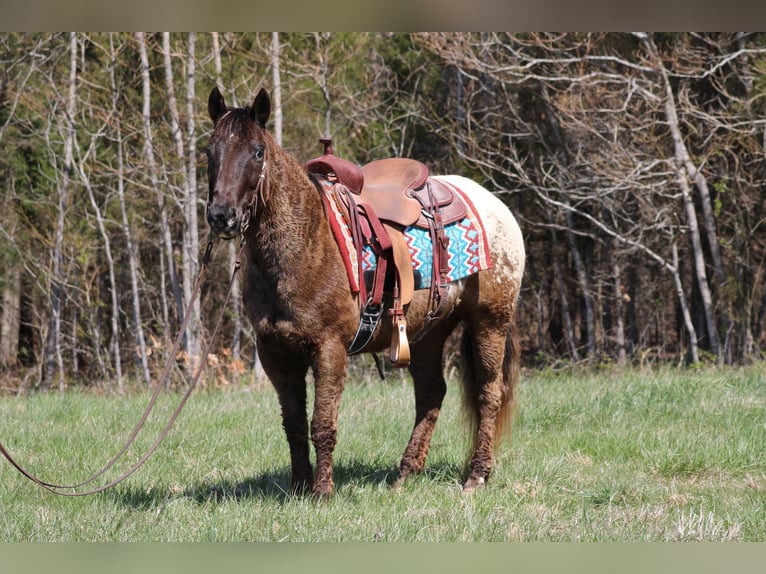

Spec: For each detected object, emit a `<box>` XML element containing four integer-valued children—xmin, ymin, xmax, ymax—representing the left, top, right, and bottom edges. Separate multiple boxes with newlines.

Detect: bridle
<box><xmin>238</xmin><ymin>158</ymin><xmax>267</xmax><ymax>238</ymax></box>
<box><xmin>0</xmin><ymin>156</ymin><xmax>268</xmax><ymax>497</ymax></box>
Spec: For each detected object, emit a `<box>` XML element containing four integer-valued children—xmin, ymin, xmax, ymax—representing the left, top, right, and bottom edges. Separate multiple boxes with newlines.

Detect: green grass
<box><xmin>1</xmin><ymin>364</ymin><xmax>764</xmax><ymax>541</ymax></box>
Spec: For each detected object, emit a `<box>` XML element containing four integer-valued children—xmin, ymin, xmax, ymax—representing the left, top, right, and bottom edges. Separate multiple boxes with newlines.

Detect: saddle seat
<box><xmin>305</xmin><ymin>153</ymin><xmax>468</xmax><ymax>230</ymax></box>
<box><xmin>359</xmin><ymin>158</ymin><xmax>426</xmax><ymax>227</ymax></box>
<box><xmin>360</xmin><ymin>158</ymin><xmax>467</xmax><ymax>229</ymax></box>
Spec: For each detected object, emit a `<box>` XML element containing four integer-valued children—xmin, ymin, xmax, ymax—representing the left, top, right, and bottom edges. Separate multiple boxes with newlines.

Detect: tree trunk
<box><xmin>672</xmin><ymin>240</ymin><xmax>700</xmax><ymax>363</ymax></box>
<box><xmin>314</xmin><ymin>32</ymin><xmax>333</xmax><ymax>138</ymax></box>
<box><xmin>611</xmin><ymin>239</ymin><xmax>627</xmax><ymax>365</ymax></box>
<box><xmin>1</xmin><ymin>264</ymin><xmax>20</xmax><ymax>368</ymax></box>
<box><xmin>82</xmin><ymin>266</ymin><xmax>107</xmax><ymax>377</ymax></box>
<box><xmin>110</xmin><ymin>33</ymin><xmax>151</xmax><ymax>387</ymax></box>
<box><xmin>271</xmin><ymin>32</ymin><xmax>283</xmax><ymax>147</ymax></box>
<box><xmin>185</xmin><ymin>32</ymin><xmax>201</xmax><ymax>368</ymax></box>
<box><xmin>162</xmin><ymin>32</ymin><xmax>199</xmax><ymax>370</ymax></box>
<box><xmin>43</xmin><ymin>32</ymin><xmax>77</xmax><ymax>391</ymax></box>
<box><xmin>676</xmin><ymin>168</ymin><xmax>720</xmax><ymax>359</ymax></box>
<box><xmin>137</xmin><ymin>32</ymin><xmax>183</xmax><ymax>353</ymax></box>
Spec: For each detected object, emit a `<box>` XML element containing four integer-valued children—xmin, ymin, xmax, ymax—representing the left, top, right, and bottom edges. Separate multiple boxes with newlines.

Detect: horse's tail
<box><xmin>459</xmin><ymin>319</ymin><xmax>520</xmax><ymax>455</ymax></box>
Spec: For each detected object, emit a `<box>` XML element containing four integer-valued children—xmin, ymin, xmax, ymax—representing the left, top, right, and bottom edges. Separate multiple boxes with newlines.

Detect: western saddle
<box><xmin>305</xmin><ymin>139</ymin><xmax>467</xmax><ymax>367</ymax></box>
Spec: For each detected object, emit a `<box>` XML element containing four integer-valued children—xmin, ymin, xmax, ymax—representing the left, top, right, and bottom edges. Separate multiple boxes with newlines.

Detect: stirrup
<box><xmin>388</xmin><ymin>300</ymin><xmax>410</xmax><ymax>367</ymax></box>
<box><xmin>388</xmin><ymin>314</ymin><xmax>410</xmax><ymax>367</ymax></box>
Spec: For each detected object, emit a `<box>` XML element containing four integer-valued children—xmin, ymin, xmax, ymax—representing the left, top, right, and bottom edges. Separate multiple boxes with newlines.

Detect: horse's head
<box><xmin>205</xmin><ymin>86</ymin><xmax>271</xmax><ymax>239</ymax></box>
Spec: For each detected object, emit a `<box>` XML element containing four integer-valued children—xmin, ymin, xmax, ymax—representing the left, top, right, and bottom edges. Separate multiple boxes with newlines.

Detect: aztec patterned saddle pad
<box><xmin>321</xmin><ymin>181</ymin><xmax>492</xmax><ymax>294</ymax></box>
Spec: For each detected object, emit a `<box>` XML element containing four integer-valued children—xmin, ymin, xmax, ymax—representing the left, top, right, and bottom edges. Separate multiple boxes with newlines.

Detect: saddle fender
<box><xmin>383</xmin><ymin>222</ymin><xmax>414</xmax><ymax>306</ymax></box>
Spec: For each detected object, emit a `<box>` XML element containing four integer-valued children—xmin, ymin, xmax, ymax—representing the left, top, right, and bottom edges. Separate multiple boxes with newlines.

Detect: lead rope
<box><xmin>0</xmin><ymin>239</ymin><xmax>244</xmax><ymax>496</ymax></box>
<box><xmin>0</xmin><ymin>156</ymin><xmax>266</xmax><ymax>496</ymax></box>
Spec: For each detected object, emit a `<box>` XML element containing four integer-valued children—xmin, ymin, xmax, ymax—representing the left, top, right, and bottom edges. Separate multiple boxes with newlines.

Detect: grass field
<box><xmin>0</xmin><ymin>364</ymin><xmax>764</xmax><ymax>541</ymax></box>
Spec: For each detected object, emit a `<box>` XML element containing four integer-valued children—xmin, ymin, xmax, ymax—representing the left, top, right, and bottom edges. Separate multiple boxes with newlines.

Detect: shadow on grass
<box><xmin>108</xmin><ymin>459</ymin><xmax>462</xmax><ymax>508</ymax></box>
<box><xmin>186</xmin><ymin>461</ymin><xmax>401</xmax><ymax>504</ymax></box>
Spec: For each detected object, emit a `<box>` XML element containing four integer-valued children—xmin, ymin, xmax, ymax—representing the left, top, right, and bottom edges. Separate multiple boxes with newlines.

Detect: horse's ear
<box><xmin>251</xmin><ymin>88</ymin><xmax>271</xmax><ymax>128</ymax></box>
<box><xmin>208</xmin><ymin>87</ymin><xmax>227</xmax><ymax>123</ymax></box>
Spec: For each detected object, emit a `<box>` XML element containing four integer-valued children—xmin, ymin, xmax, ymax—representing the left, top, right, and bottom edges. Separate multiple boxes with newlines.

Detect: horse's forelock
<box><xmin>214</xmin><ymin>108</ymin><xmax>260</xmax><ymax>142</ymax></box>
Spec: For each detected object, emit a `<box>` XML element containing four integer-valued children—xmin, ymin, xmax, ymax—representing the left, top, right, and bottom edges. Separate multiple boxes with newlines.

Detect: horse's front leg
<box><xmin>310</xmin><ymin>338</ymin><xmax>348</xmax><ymax>499</ymax></box>
<box><xmin>257</xmin><ymin>339</ymin><xmax>313</xmax><ymax>494</ymax></box>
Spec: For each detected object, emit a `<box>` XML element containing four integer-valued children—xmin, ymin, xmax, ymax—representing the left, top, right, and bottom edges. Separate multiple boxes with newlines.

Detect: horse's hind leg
<box><xmin>394</xmin><ymin>320</ymin><xmax>456</xmax><ymax>489</ymax></box>
<box><xmin>461</xmin><ymin>319</ymin><xmax>515</xmax><ymax>493</ymax></box>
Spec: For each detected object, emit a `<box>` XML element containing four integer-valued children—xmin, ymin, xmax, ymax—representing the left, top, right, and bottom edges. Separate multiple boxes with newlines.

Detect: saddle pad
<box><xmin>320</xmin><ymin>179</ymin><xmax>492</xmax><ymax>294</ymax></box>
<box><xmin>362</xmin><ymin>184</ymin><xmax>492</xmax><ymax>289</ymax></box>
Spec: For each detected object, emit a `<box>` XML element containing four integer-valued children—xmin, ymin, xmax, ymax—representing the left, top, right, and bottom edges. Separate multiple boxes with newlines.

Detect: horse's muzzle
<box><xmin>206</xmin><ymin>203</ymin><xmax>239</xmax><ymax>239</ymax></box>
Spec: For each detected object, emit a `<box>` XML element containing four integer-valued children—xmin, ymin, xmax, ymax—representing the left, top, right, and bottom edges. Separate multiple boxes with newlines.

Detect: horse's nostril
<box><xmin>207</xmin><ymin>205</ymin><xmax>231</xmax><ymax>229</ymax></box>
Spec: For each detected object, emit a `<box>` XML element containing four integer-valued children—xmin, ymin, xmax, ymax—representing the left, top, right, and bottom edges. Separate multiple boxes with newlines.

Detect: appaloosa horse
<box><xmin>205</xmin><ymin>86</ymin><xmax>525</xmax><ymax>498</ymax></box>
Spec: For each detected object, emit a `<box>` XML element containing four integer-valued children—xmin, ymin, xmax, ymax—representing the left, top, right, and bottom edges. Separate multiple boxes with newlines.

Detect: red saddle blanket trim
<box><xmin>317</xmin><ymin>180</ymin><xmax>361</xmax><ymax>292</ymax></box>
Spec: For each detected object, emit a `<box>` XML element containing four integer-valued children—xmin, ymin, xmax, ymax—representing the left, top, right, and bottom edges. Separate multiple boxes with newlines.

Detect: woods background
<box><xmin>1</xmin><ymin>32</ymin><xmax>765</xmax><ymax>391</ymax></box>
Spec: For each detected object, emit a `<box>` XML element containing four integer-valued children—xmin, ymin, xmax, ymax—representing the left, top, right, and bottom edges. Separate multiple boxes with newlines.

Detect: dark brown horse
<box><xmin>205</xmin><ymin>86</ymin><xmax>525</xmax><ymax>498</ymax></box>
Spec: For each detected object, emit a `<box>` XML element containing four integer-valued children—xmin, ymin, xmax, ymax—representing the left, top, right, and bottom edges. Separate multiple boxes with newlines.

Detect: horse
<box><xmin>204</xmin><ymin>86</ymin><xmax>526</xmax><ymax>498</ymax></box>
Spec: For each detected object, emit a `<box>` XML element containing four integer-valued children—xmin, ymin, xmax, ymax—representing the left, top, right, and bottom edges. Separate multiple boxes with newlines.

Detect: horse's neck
<box><xmin>248</xmin><ymin>148</ymin><xmax>328</xmax><ymax>273</ymax></box>
<box><xmin>242</xmin><ymin>144</ymin><xmax>358</xmax><ymax>337</ymax></box>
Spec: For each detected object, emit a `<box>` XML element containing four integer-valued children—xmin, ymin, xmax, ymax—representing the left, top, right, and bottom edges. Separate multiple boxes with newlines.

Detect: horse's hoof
<box><xmin>462</xmin><ymin>476</ymin><xmax>486</xmax><ymax>493</ymax></box>
<box><xmin>312</xmin><ymin>481</ymin><xmax>334</xmax><ymax>501</ymax></box>
<box><xmin>291</xmin><ymin>478</ymin><xmax>314</xmax><ymax>496</ymax></box>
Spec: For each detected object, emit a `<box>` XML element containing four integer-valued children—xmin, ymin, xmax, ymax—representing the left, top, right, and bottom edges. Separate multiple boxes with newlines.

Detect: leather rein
<box><xmin>0</xmin><ymin>163</ymin><xmax>266</xmax><ymax>497</ymax></box>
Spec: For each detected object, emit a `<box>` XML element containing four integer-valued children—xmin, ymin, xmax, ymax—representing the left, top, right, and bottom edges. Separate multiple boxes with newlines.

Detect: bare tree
<box><xmin>185</xmin><ymin>32</ymin><xmax>202</xmax><ymax>369</ymax></box>
<box><xmin>75</xmin><ymin>98</ymin><xmax>123</xmax><ymax>390</ymax></box>
<box><xmin>136</xmin><ymin>32</ymin><xmax>183</xmax><ymax>353</ymax></box>
<box><xmin>162</xmin><ymin>32</ymin><xmax>200</xmax><ymax>369</ymax></box>
<box><xmin>271</xmin><ymin>32</ymin><xmax>283</xmax><ymax>147</ymax></box>
<box><xmin>637</xmin><ymin>32</ymin><xmax>722</xmax><ymax>362</ymax></box>
<box><xmin>42</xmin><ymin>32</ymin><xmax>77</xmax><ymax>390</ymax></box>
<box><xmin>0</xmin><ymin>223</ymin><xmax>21</xmax><ymax>369</ymax></box>
<box><xmin>109</xmin><ymin>33</ymin><xmax>151</xmax><ymax>387</ymax></box>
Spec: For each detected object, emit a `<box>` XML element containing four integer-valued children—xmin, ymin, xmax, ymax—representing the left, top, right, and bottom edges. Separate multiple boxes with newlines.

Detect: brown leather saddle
<box><xmin>305</xmin><ymin>139</ymin><xmax>467</xmax><ymax>367</ymax></box>
<box><xmin>360</xmin><ymin>158</ymin><xmax>467</xmax><ymax>230</ymax></box>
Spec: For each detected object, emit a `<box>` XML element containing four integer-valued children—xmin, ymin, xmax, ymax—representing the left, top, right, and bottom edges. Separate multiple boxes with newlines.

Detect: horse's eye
<box><xmin>254</xmin><ymin>147</ymin><xmax>264</xmax><ymax>161</ymax></box>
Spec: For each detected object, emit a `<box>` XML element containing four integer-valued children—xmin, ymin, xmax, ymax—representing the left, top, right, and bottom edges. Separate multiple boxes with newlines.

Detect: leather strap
<box><xmin>411</xmin><ymin>180</ymin><xmax>450</xmax><ymax>343</ymax></box>
<box><xmin>1</xmin><ymin>150</ymin><xmax>271</xmax><ymax>496</ymax></box>
<box><xmin>0</xmin><ymin>239</ymin><xmax>243</xmax><ymax>496</ymax></box>
<box><xmin>346</xmin><ymin>199</ymin><xmax>394</xmax><ymax>355</ymax></box>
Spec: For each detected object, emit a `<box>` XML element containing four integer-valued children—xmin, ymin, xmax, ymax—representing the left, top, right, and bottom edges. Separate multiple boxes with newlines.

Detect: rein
<box><xmin>0</xmin><ymin>238</ymin><xmax>246</xmax><ymax>496</ymax></box>
<box><xmin>0</xmin><ymin>153</ymin><xmax>268</xmax><ymax>496</ymax></box>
